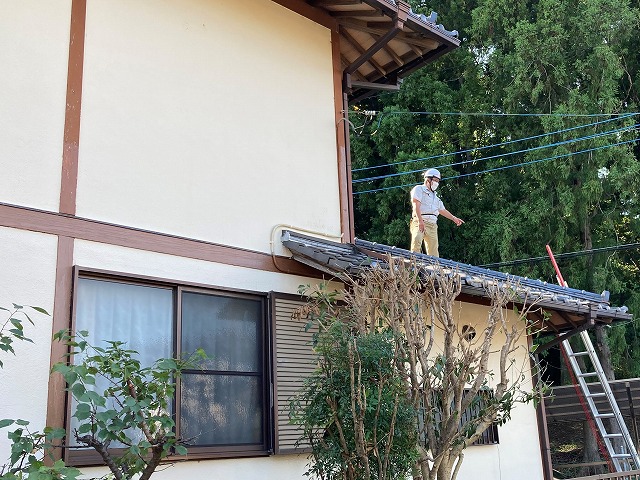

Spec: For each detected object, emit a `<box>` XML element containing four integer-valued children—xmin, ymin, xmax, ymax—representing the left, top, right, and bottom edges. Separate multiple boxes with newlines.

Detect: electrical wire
<box><xmin>352</xmin><ymin>113</ymin><xmax>637</xmax><ymax>173</ymax></box>
<box><xmin>479</xmin><ymin>243</ymin><xmax>640</xmax><ymax>269</ymax></box>
<box><xmin>353</xmin><ymin>136</ymin><xmax>640</xmax><ymax>195</ymax></box>
<box><xmin>353</xmin><ymin>123</ymin><xmax>638</xmax><ymax>184</ymax></box>
<box><xmin>367</xmin><ymin>110</ymin><xmax>640</xmax><ymax>130</ymax></box>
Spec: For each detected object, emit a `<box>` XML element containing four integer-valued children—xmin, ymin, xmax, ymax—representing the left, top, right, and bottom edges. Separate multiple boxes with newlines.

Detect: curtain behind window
<box><xmin>71</xmin><ymin>278</ymin><xmax>173</xmax><ymax>444</ymax></box>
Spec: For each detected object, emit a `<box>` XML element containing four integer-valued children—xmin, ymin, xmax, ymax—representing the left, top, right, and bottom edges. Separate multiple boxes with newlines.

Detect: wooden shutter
<box><xmin>271</xmin><ymin>293</ymin><xmax>318</xmax><ymax>454</ymax></box>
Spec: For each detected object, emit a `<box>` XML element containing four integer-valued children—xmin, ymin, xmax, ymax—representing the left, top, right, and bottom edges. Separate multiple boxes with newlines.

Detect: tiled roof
<box><xmin>281</xmin><ymin>230</ymin><xmax>632</xmax><ymax>329</ymax></box>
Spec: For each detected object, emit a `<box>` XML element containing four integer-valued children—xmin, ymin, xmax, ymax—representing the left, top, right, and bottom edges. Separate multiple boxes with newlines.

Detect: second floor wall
<box><xmin>1</xmin><ymin>0</ymin><xmax>343</xmax><ymax>253</ymax></box>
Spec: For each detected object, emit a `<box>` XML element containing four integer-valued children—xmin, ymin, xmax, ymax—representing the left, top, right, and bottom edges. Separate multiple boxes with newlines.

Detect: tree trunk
<box><xmin>582</xmin><ymin>422</ymin><xmax>604</xmax><ymax>476</ymax></box>
<box><xmin>437</xmin><ymin>458</ymin><xmax>453</xmax><ymax>480</ymax></box>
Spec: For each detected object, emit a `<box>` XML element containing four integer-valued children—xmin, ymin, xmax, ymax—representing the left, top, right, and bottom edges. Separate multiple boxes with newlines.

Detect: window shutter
<box><xmin>271</xmin><ymin>293</ymin><xmax>318</xmax><ymax>454</ymax></box>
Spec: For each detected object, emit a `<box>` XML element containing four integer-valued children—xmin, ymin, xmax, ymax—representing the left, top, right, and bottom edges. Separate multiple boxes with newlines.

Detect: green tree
<box><xmin>290</xmin><ymin>286</ymin><xmax>417</xmax><ymax>480</ymax></box>
<box><xmin>51</xmin><ymin>330</ymin><xmax>205</xmax><ymax>480</ymax></box>
<box><xmin>1</xmin><ymin>305</ymin><xmax>204</xmax><ymax>480</ymax></box>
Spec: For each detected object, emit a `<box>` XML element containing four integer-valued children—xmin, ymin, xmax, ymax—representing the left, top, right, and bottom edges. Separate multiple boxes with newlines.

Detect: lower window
<box><xmin>67</xmin><ymin>272</ymin><xmax>270</xmax><ymax>464</ymax></box>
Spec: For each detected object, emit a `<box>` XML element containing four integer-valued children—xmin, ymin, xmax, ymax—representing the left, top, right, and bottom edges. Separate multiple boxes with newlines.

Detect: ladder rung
<box><xmin>578</xmin><ymin>372</ymin><xmax>599</xmax><ymax>377</ymax></box>
<box><xmin>611</xmin><ymin>453</ymin><xmax>633</xmax><ymax>458</ymax></box>
<box><xmin>570</xmin><ymin>351</ymin><xmax>590</xmax><ymax>357</ymax></box>
<box><xmin>595</xmin><ymin>413</ymin><xmax>616</xmax><ymax>418</ymax></box>
<box><xmin>603</xmin><ymin>433</ymin><xmax>623</xmax><ymax>438</ymax></box>
<box><xmin>586</xmin><ymin>393</ymin><xmax>607</xmax><ymax>398</ymax></box>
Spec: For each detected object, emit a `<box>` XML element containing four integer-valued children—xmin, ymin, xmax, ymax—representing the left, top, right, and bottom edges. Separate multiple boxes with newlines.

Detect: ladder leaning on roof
<box><xmin>547</xmin><ymin>245</ymin><xmax>640</xmax><ymax>472</ymax></box>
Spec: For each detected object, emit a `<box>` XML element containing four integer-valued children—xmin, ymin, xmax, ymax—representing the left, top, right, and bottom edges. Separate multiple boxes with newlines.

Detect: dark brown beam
<box><xmin>536</xmin><ymin>316</ymin><xmax>596</xmax><ymax>354</ymax></box>
<box><xmin>343</xmin><ymin>2</ymin><xmax>408</xmax><ymax>75</ymax></box>
<box><xmin>369</xmin><ymin>32</ymin><xmax>404</xmax><ymax>66</ymax></box>
<box><xmin>558</xmin><ymin>310</ymin><xmax>580</xmax><ymax>329</ymax></box>
<box><xmin>340</xmin><ymin>27</ymin><xmax>387</xmax><ymax>75</ymax></box>
<box><xmin>331</xmin><ymin>9</ymin><xmax>384</xmax><ymax>18</ymax></box>
<box><xmin>59</xmin><ymin>0</ymin><xmax>87</xmax><ymax>216</ymax></box>
<box><xmin>0</xmin><ymin>202</ymin><xmax>322</xmax><ymax>278</ymax></box>
<box><xmin>338</xmin><ymin>19</ymin><xmax>439</xmax><ymax>49</ymax></box>
<box><xmin>310</xmin><ymin>0</ymin><xmax>361</xmax><ymax>6</ymax></box>
<box><xmin>350</xmin><ymin>80</ymin><xmax>399</xmax><ymax>91</ymax></box>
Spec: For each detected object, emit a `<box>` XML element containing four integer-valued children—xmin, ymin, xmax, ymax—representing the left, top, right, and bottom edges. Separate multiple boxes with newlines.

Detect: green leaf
<box><xmin>174</xmin><ymin>444</ymin><xmax>188</xmax><ymax>456</ymax></box>
<box><xmin>0</xmin><ymin>419</ymin><xmax>14</xmax><ymax>428</ymax></box>
<box><xmin>76</xmin><ymin>423</ymin><xmax>93</xmax><ymax>435</ymax></box>
<box><xmin>71</xmin><ymin>383</ymin><xmax>86</xmax><ymax>399</ymax></box>
<box><xmin>30</xmin><ymin>306</ymin><xmax>49</xmax><ymax>315</ymax></box>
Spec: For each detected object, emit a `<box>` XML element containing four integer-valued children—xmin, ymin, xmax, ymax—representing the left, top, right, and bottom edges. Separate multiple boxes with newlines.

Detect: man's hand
<box><xmin>419</xmin><ymin>219</ymin><xmax>425</xmax><ymax>232</ymax></box>
<box><xmin>453</xmin><ymin>217</ymin><xmax>464</xmax><ymax>227</ymax></box>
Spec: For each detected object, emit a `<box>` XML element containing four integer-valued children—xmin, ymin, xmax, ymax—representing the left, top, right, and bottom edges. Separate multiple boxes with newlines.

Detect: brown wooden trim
<box><xmin>270</xmin><ymin>0</ymin><xmax>337</xmax><ymax>29</ymax></box>
<box><xmin>59</xmin><ymin>0</ymin><xmax>86</xmax><ymax>215</ymax></box>
<box><xmin>332</xmin><ymin>29</ymin><xmax>354</xmax><ymax>242</ymax></box>
<box><xmin>269</xmin><ymin>292</ymin><xmax>281</xmax><ymax>453</ymax></box>
<box><xmin>343</xmin><ymin>89</ymin><xmax>355</xmax><ymax>240</ymax></box>
<box><xmin>45</xmin><ymin>236</ymin><xmax>74</xmax><ymax>458</ymax></box>
<box><xmin>529</xmin><ymin>335</ymin><xmax>554</xmax><ymax>480</ymax></box>
<box><xmin>0</xmin><ymin>203</ymin><xmax>322</xmax><ymax>278</ymax></box>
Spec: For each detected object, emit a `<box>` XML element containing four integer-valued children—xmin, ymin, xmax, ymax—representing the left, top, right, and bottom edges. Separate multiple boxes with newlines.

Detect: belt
<box><xmin>421</xmin><ymin>213</ymin><xmax>437</xmax><ymax>216</ymax></box>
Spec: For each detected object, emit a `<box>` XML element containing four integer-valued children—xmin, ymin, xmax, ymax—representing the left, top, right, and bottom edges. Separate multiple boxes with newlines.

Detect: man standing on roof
<box><xmin>410</xmin><ymin>168</ymin><xmax>464</xmax><ymax>257</ymax></box>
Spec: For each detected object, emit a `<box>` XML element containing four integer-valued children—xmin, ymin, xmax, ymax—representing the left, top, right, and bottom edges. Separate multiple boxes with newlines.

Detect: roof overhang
<box><xmin>307</xmin><ymin>0</ymin><xmax>460</xmax><ymax>101</ymax></box>
<box><xmin>280</xmin><ymin>230</ymin><xmax>633</xmax><ymax>334</ymax></box>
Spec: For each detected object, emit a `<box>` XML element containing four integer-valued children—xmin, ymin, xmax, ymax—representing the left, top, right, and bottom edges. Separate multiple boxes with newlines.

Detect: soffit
<box><xmin>307</xmin><ymin>0</ymin><xmax>460</xmax><ymax>100</ymax></box>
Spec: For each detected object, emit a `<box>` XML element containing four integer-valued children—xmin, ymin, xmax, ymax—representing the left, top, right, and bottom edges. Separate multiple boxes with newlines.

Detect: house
<box><xmin>0</xmin><ymin>1</ymin><xmax>630</xmax><ymax>480</ymax></box>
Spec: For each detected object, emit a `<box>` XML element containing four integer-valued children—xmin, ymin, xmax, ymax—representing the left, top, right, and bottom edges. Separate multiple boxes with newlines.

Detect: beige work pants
<box><xmin>410</xmin><ymin>218</ymin><xmax>439</xmax><ymax>257</ymax></box>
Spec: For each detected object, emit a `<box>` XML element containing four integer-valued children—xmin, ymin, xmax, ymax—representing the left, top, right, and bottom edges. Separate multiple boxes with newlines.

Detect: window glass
<box><xmin>181</xmin><ymin>374</ymin><xmax>263</xmax><ymax>445</ymax></box>
<box><xmin>75</xmin><ymin>278</ymin><xmax>173</xmax><ymax>364</ymax></box>
<box><xmin>72</xmin><ymin>278</ymin><xmax>173</xmax><ymax>445</ymax></box>
<box><xmin>181</xmin><ymin>292</ymin><xmax>261</xmax><ymax>373</ymax></box>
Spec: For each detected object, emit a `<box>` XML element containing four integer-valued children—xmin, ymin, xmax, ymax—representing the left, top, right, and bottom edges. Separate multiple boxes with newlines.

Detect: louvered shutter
<box><xmin>270</xmin><ymin>293</ymin><xmax>318</xmax><ymax>454</ymax></box>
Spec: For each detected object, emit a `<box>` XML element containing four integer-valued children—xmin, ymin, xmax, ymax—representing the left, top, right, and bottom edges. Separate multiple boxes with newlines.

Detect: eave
<box><xmin>306</xmin><ymin>0</ymin><xmax>460</xmax><ymax>101</ymax></box>
<box><xmin>280</xmin><ymin>230</ymin><xmax>633</xmax><ymax>334</ymax></box>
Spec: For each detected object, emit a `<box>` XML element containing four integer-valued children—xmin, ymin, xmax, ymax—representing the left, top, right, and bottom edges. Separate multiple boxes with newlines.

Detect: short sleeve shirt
<box><xmin>410</xmin><ymin>185</ymin><xmax>444</xmax><ymax>222</ymax></box>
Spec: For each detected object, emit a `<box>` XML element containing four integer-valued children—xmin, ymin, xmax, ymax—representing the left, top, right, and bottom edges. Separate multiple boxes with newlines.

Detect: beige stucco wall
<box><xmin>73</xmin><ymin>239</ymin><xmax>338</xmax><ymax>295</ymax></box>
<box><xmin>0</xmin><ymin>227</ymin><xmax>58</xmax><ymax>459</ymax></box>
<box><xmin>443</xmin><ymin>302</ymin><xmax>544</xmax><ymax>480</ymax></box>
<box><xmin>76</xmin><ymin>0</ymin><xmax>341</xmax><ymax>252</ymax></box>
<box><xmin>0</xmin><ymin>0</ymin><xmax>70</xmax><ymax>211</ymax></box>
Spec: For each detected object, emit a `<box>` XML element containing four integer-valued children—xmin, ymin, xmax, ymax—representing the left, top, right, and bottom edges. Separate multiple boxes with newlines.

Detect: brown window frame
<box><xmin>64</xmin><ymin>266</ymin><xmax>274</xmax><ymax>466</ymax></box>
<box><xmin>418</xmin><ymin>388</ymin><xmax>500</xmax><ymax>449</ymax></box>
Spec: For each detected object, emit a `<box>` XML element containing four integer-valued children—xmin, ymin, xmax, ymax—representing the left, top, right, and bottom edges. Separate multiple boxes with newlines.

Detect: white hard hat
<box><xmin>423</xmin><ymin>168</ymin><xmax>441</xmax><ymax>179</ymax></box>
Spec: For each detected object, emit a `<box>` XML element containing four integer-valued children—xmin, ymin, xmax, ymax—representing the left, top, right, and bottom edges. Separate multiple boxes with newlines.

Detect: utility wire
<box><xmin>366</xmin><ymin>111</ymin><xmax>640</xmax><ymax>130</ymax></box>
<box><xmin>353</xmin><ymin>113</ymin><xmax>638</xmax><ymax>173</ymax></box>
<box><xmin>353</xmin><ymin>136</ymin><xmax>640</xmax><ymax>195</ymax></box>
<box><xmin>480</xmin><ymin>243</ymin><xmax>640</xmax><ymax>269</ymax></box>
<box><xmin>353</xmin><ymin>123</ymin><xmax>638</xmax><ymax>184</ymax></box>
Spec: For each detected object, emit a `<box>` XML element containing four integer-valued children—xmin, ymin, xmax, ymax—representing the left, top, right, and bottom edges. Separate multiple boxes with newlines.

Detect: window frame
<box><xmin>64</xmin><ymin>266</ymin><xmax>274</xmax><ymax>466</ymax></box>
<box><xmin>417</xmin><ymin>388</ymin><xmax>500</xmax><ymax>450</ymax></box>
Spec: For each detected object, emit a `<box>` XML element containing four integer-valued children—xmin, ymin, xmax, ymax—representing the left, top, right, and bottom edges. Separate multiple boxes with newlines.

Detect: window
<box><xmin>417</xmin><ymin>389</ymin><xmax>499</xmax><ymax>449</ymax></box>
<box><xmin>67</xmin><ymin>272</ymin><xmax>270</xmax><ymax>464</ymax></box>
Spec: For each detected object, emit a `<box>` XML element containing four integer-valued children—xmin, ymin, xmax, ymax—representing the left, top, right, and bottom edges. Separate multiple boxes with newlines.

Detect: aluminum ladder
<box><xmin>562</xmin><ymin>331</ymin><xmax>640</xmax><ymax>472</ymax></box>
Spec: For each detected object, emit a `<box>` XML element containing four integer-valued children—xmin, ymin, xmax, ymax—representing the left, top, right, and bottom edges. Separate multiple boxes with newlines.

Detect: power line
<box><xmin>352</xmin><ymin>113</ymin><xmax>638</xmax><ymax>173</ymax></box>
<box><xmin>353</xmin><ymin>136</ymin><xmax>640</xmax><ymax>195</ymax></box>
<box><xmin>479</xmin><ymin>243</ymin><xmax>640</xmax><ymax>269</ymax></box>
<box><xmin>366</xmin><ymin>111</ymin><xmax>640</xmax><ymax>131</ymax></box>
<box><xmin>353</xmin><ymin>123</ymin><xmax>638</xmax><ymax>184</ymax></box>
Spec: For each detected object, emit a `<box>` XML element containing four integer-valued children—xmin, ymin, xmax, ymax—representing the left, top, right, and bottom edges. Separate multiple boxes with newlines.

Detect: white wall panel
<box><xmin>0</xmin><ymin>1</ymin><xmax>70</xmax><ymax>210</ymax></box>
<box><xmin>81</xmin><ymin>453</ymin><xmax>309</xmax><ymax>480</ymax></box>
<box><xmin>0</xmin><ymin>227</ymin><xmax>59</xmax><ymax>459</ymax></box>
<box><xmin>76</xmin><ymin>0</ymin><xmax>340</xmax><ymax>252</ymax></box>
<box><xmin>73</xmin><ymin>240</ymin><xmax>340</xmax><ymax>295</ymax></box>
